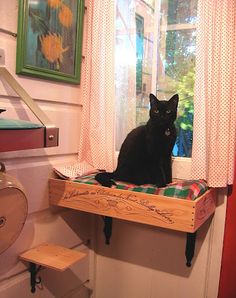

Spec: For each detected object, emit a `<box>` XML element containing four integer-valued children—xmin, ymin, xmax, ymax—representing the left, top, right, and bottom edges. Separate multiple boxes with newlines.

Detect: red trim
<box><xmin>218</xmin><ymin>170</ymin><xmax>236</xmax><ymax>298</ymax></box>
<box><xmin>0</xmin><ymin>128</ymin><xmax>44</xmax><ymax>152</ymax></box>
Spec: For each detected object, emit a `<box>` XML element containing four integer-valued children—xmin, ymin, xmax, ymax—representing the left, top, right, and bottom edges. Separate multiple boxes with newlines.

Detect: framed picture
<box><xmin>16</xmin><ymin>0</ymin><xmax>84</xmax><ymax>84</ymax></box>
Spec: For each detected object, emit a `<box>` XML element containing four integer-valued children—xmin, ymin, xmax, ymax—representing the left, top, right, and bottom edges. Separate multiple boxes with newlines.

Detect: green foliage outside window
<box><xmin>164</xmin><ymin>29</ymin><xmax>196</xmax><ymax>157</ymax></box>
<box><xmin>174</xmin><ymin>69</ymin><xmax>195</xmax><ymax>157</ymax></box>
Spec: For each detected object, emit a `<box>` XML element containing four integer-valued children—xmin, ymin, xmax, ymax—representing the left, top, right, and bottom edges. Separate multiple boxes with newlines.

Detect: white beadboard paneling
<box><xmin>0</xmin><ymin>246</ymin><xmax>90</xmax><ymax>298</ymax></box>
<box><xmin>1</xmin><ymin>157</ymin><xmax>78</xmax><ymax>213</ymax></box>
<box><xmin>0</xmin><ymin>273</ymin><xmax>90</xmax><ymax>298</ymax></box>
<box><xmin>0</xmin><ymin>96</ymin><xmax>39</xmax><ymax>123</ymax></box>
<box><xmin>0</xmin><ymin>209</ymin><xmax>91</xmax><ymax>282</ymax></box>
<box><xmin>94</xmin><ymin>215</ymin><xmax>220</xmax><ymax>298</ymax></box>
<box><xmin>0</xmin><ymin>46</ymin><xmax>83</xmax><ymax>106</ymax></box>
<box><xmin>17</xmin><ymin>75</ymin><xmax>83</xmax><ymax>106</ymax></box>
<box><xmin>204</xmin><ymin>189</ymin><xmax>227</xmax><ymax>298</ymax></box>
<box><xmin>0</xmin><ymin>0</ymin><xmax>86</xmax><ymax>106</ymax></box>
<box><xmin>0</xmin><ymin>34</ymin><xmax>16</xmax><ymax>69</ymax></box>
<box><xmin>0</xmin><ymin>2</ymin><xmax>18</xmax><ymax>33</ymax></box>
<box><xmin>39</xmin><ymin>253</ymin><xmax>90</xmax><ymax>298</ymax></box>
<box><xmin>0</xmin><ymin>162</ymin><xmax>54</xmax><ymax>212</ymax></box>
<box><xmin>0</xmin><ymin>1</ymin><xmax>91</xmax><ymax>297</ymax></box>
<box><xmin>95</xmin><ymin>256</ymin><xmax>152</xmax><ymax>298</ymax></box>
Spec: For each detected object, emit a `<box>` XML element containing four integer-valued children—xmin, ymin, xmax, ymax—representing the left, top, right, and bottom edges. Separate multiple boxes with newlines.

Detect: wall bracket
<box><xmin>29</xmin><ymin>262</ymin><xmax>42</xmax><ymax>293</ymax></box>
<box><xmin>0</xmin><ymin>67</ymin><xmax>59</xmax><ymax>152</ymax></box>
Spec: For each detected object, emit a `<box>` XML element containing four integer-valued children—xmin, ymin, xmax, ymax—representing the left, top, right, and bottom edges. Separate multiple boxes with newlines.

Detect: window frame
<box><xmin>115</xmin><ymin>0</ymin><xmax>196</xmax><ymax>180</ymax></box>
<box><xmin>156</xmin><ymin>0</ymin><xmax>197</xmax><ymax>177</ymax></box>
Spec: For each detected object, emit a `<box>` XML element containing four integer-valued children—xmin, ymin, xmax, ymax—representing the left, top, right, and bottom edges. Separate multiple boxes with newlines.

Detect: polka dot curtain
<box><xmin>78</xmin><ymin>0</ymin><xmax>116</xmax><ymax>172</ymax></box>
<box><xmin>191</xmin><ymin>0</ymin><xmax>236</xmax><ymax>187</ymax></box>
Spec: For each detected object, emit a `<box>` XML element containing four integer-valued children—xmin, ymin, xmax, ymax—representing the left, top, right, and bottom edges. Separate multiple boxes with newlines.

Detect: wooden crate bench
<box><xmin>48</xmin><ymin>177</ymin><xmax>215</xmax><ymax>233</ymax></box>
<box><xmin>48</xmin><ymin>175</ymin><xmax>216</xmax><ymax>267</ymax></box>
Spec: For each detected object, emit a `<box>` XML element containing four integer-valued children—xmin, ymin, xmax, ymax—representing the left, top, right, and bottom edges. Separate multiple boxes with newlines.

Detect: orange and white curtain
<box><xmin>191</xmin><ymin>0</ymin><xmax>236</xmax><ymax>187</ymax></box>
<box><xmin>78</xmin><ymin>0</ymin><xmax>116</xmax><ymax>171</ymax></box>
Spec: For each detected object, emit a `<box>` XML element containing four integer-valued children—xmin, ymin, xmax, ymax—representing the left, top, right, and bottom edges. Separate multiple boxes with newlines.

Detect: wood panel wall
<box><xmin>0</xmin><ymin>1</ymin><xmax>93</xmax><ymax>297</ymax></box>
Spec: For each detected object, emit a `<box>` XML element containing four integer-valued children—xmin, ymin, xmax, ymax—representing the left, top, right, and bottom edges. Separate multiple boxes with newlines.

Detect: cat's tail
<box><xmin>95</xmin><ymin>171</ymin><xmax>116</xmax><ymax>187</ymax></box>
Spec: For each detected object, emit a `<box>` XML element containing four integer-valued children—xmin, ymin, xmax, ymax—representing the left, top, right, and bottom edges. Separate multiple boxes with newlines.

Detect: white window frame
<box><xmin>115</xmin><ymin>0</ymin><xmax>196</xmax><ymax>181</ymax></box>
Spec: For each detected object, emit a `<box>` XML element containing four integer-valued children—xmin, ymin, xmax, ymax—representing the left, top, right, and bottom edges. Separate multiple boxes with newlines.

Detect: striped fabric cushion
<box><xmin>74</xmin><ymin>174</ymin><xmax>208</xmax><ymax>201</ymax></box>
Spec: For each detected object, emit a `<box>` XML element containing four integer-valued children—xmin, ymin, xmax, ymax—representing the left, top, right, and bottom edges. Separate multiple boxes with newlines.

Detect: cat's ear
<box><xmin>150</xmin><ymin>93</ymin><xmax>159</xmax><ymax>107</ymax></box>
<box><xmin>169</xmin><ymin>94</ymin><xmax>179</xmax><ymax>108</ymax></box>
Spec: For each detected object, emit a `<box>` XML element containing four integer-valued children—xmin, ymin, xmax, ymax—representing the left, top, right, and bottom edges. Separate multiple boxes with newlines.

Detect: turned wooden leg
<box><xmin>185</xmin><ymin>232</ymin><xmax>197</xmax><ymax>267</ymax></box>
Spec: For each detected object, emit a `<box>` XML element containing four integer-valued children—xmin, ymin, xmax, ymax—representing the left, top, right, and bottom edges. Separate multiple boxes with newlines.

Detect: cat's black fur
<box><xmin>95</xmin><ymin>93</ymin><xmax>179</xmax><ymax>188</ymax></box>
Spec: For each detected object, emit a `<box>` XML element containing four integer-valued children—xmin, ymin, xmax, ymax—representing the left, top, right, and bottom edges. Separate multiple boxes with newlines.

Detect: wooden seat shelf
<box><xmin>19</xmin><ymin>243</ymin><xmax>86</xmax><ymax>293</ymax></box>
<box><xmin>48</xmin><ymin>178</ymin><xmax>216</xmax><ymax>267</ymax></box>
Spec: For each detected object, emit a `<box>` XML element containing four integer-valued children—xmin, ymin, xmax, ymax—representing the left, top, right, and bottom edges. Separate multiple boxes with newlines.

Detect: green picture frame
<box><xmin>16</xmin><ymin>0</ymin><xmax>84</xmax><ymax>84</ymax></box>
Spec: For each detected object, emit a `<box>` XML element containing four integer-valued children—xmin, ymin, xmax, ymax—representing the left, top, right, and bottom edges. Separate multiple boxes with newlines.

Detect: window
<box><xmin>115</xmin><ymin>0</ymin><xmax>197</xmax><ymax>159</ymax></box>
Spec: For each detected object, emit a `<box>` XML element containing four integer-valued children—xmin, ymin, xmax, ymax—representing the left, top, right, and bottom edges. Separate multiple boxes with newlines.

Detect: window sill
<box><xmin>114</xmin><ymin>152</ymin><xmax>192</xmax><ymax>181</ymax></box>
<box><xmin>172</xmin><ymin>156</ymin><xmax>192</xmax><ymax>180</ymax></box>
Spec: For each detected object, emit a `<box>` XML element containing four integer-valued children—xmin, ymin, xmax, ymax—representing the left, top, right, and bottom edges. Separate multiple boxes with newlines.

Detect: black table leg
<box><xmin>185</xmin><ymin>232</ymin><xmax>197</xmax><ymax>267</ymax></box>
<box><xmin>103</xmin><ymin>216</ymin><xmax>112</xmax><ymax>245</ymax></box>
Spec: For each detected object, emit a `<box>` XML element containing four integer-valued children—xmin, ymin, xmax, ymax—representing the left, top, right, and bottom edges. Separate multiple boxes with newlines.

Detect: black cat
<box><xmin>95</xmin><ymin>93</ymin><xmax>179</xmax><ymax>188</ymax></box>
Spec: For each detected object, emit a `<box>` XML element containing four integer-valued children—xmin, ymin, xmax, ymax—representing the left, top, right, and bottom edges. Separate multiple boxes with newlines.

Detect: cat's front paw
<box><xmin>95</xmin><ymin>173</ymin><xmax>116</xmax><ymax>188</ymax></box>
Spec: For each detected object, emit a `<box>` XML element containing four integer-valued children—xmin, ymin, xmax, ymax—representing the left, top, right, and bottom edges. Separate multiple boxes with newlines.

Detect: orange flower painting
<box><xmin>47</xmin><ymin>0</ymin><xmax>62</xmax><ymax>9</ymax></box>
<box><xmin>40</xmin><ymin>33</ymin><xmax>69</xmax><ymax>65</ymax></box>
<box><xmin>58</xmin><ymin>4</ymin><xmax>73</xmax><ymax>28</ymax></box>
<box><xmin>16</xmin><ymin>0</ymin><xmax>84</xmax><ymax>84</ymax></box>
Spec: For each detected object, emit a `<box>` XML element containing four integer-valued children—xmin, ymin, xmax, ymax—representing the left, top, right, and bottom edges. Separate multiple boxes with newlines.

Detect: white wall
<box><xmin>0</xmin><ymin>1</ymin><xmax>93</xmax><ymax>297</ymax></box>
<box><xmin>93</xmin><ymin>190</ymin><xmax>227</xmax><ymax>298</ymax></box>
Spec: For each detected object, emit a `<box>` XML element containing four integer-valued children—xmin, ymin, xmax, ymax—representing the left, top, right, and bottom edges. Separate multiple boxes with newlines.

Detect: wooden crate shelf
<box><xmin>48</xmin><ymin>178</ymin><xmax>216</xmax><ymax>267</ymax></box>
<box><xmin>48</xmin><ymin>178</ymin><xmax>216</xmax><ymax>233</ymax></box>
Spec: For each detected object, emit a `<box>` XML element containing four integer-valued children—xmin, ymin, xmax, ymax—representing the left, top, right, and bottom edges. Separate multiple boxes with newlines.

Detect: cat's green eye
<box><xmin>154</xmin><ymin>109</ymin><xmax>159</xmax><ymax>114</ymax></box>
<box><xmin>166</xmin><ymin>110</ymin><xmax>171</xmax><ymax>114</ymax></box>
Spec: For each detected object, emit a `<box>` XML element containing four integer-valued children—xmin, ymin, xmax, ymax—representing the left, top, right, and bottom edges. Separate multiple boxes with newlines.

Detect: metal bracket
<box><xmin>45</xmin><ymin>126</ymin><xmax>59</xmax><ymax>147</ymax></box>
<box><xmin>0</xmin><ymin>67</ymin><xmax>59</xmax><ymax>148</ymax></box>
<box><xmin>29</xmin><ymin>262</ymin><xmax>42</xmax><ymax>293</ymax></box>
<box><xmin>185</xmin><ymin>232</ymin><xmax>197</xmax><ymax>267</ymax></box>
<box><xmin>0</xmin><ymin>67</ymin><xmax>52</xmax><ymax>126</ymax></box>
<box><xmin>103</xmin><ymin>216</ymin><xmax>113</xmax><ymax>245</ymax></box>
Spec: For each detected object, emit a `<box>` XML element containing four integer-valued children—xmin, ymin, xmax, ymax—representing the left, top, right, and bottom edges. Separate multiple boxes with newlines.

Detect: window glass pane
<box><xmin>115</xmin><ymin>0</ymin><xmax>197</xmax><ymax>158</ymax></box>
<box><xmin>157</xmin><ymin>29</ymin><xmax>196</xmax><ymax>157</ymax></box>
<box><xmin>161</xmin><ymin>0</ymin><xmax>198</xmax><ymax>25</ymax></box>
<box><xmin>115</xmin><ymin>0</ymin><xmax>155</xmax><ymax>150</ymax></box>
<box><xmin>158</xmin><ymin>0</ymin><xmax>197</xmax><ymax>157</ymax></box>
